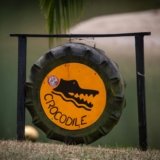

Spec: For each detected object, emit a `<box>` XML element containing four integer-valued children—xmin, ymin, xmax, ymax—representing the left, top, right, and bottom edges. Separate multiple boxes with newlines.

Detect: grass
<box><xmin>0</xmin><ymin>140</ymin><xmax>160</xmax><ymax>160</ymax></box>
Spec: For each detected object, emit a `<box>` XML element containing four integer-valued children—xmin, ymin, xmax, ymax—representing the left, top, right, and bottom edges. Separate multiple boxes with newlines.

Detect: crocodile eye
<box><xmin>72</xmin><ymin>80</ymin><xmax>77</xmax><ymax>85</ymax></box>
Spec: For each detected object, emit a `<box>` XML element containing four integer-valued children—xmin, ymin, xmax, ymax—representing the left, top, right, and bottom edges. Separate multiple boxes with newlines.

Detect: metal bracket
<box><xmin>10</xmin><ymin>32</ymin><xmax>151</xmax><ymax>151</ymax></box>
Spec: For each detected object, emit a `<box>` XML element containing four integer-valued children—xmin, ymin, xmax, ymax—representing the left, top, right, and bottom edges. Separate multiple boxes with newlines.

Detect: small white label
<box><xmin>48</xmin><ymin>76</ymin><xmax>59</xmax><ymax>87</ymax></box>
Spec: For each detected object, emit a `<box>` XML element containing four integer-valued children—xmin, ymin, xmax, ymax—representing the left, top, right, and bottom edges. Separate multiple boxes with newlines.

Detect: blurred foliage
<box><xmin>40</xmin><ymin>0</ymin><xmax>83</xmax><ymax>34</ymax></box>
<box><xmin>39</xmin><ymin>0</ymin><xmax>83</xmax><ymax>46</ymax></box>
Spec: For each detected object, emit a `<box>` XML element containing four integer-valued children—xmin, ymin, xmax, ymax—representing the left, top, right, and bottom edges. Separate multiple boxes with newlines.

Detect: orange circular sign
<box><xmin>40</xmin><ymin>63</ymin><xmax>107</xmax><ymax>130</ymax></box>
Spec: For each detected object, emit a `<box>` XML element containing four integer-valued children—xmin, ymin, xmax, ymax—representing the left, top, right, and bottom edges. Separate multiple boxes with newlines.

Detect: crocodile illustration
<box><xmin>52</xmin><ymin>79</ymin><xmax>99</xmax><ymax>111</ymax></box>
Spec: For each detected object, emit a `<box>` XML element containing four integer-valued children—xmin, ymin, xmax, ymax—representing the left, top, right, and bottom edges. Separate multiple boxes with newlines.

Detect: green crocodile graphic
<box><xmin>52</xmin><ymin>79</ymin><xmax>99</xmax><ymax>111</ymax></box>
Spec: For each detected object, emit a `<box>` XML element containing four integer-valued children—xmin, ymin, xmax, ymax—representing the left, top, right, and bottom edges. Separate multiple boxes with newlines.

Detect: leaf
<box><xmin>39</xmin><ymin>0</ymin><xmax>84</xmax><ymax>47</ymax></box>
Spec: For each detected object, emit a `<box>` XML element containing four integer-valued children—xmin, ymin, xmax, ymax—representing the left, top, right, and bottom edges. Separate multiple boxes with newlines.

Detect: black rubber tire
<box><xmin>25</xmin><ymin>43</ymin><xmax>126</xmax><ymax>144</ymax></box>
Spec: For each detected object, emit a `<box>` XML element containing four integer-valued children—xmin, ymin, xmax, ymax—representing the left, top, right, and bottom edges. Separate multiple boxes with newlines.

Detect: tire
<box><xmin>25</xmin><ymin>43</ymin><xmax>126</xmax><ymax>144</ymax></box>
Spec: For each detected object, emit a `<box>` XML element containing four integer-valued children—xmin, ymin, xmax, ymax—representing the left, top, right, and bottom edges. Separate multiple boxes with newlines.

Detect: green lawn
<box><xmin>0</xmin><ymin>140</ymin><xmax>159</xmax><ymax>160</ymax></box>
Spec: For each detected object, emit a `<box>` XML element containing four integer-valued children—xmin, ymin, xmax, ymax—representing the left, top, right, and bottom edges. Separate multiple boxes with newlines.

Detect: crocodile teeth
<box><xmin>88</xmin><ymin>103</ymin><xmax>93</xmax><ymax>107</ymax></box>
<box><xmin>68</xmin><ymin>92</ymin><xmax>74</xmax><ymax>96</ymax></box>
<box><xmin>67</xmin><ymin>91</ymin><xmax>96</xmax><ymax>108</ymax></box>
<box><xmin>92</xmin><ymin>93</ymin><xmax>97</xmax><ymax>97</ymax></box>
<box><xmin>74</xmin><ymin>93</ymin><xmax>79</xmax><ymax>98</ymax></box>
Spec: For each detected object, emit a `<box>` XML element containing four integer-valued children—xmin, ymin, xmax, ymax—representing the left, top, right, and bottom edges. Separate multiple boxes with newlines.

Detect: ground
<box><xmin>0</xmin><ymin>140</ymin><xmax>160</xmax><ymax>160</ymax></box>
